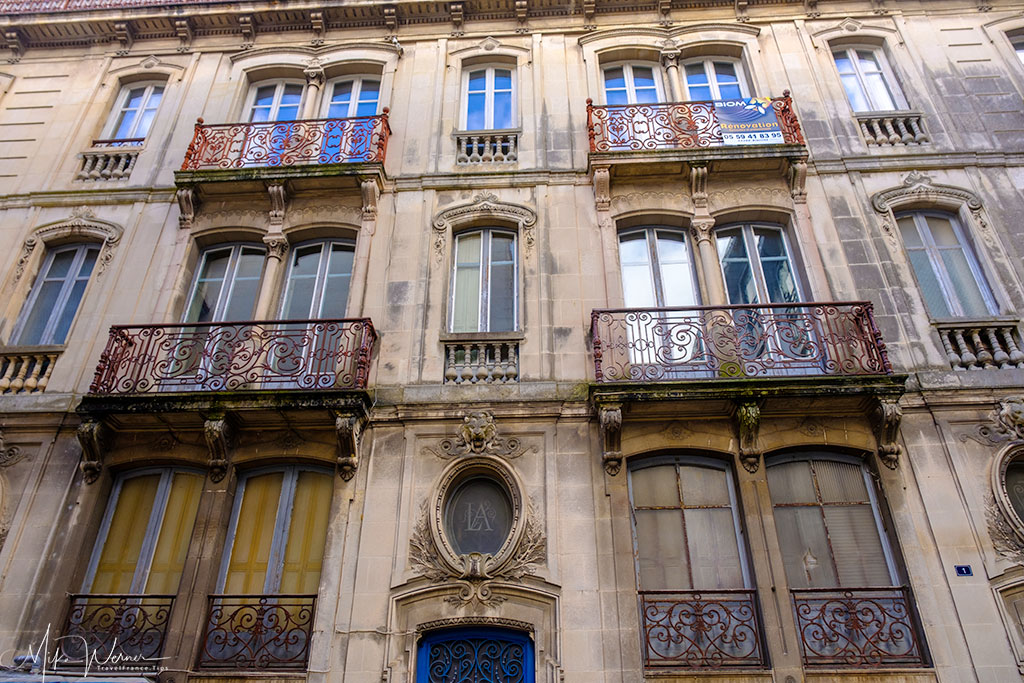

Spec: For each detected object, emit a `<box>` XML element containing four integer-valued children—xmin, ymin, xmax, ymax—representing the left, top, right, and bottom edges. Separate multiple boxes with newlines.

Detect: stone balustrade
<box><xmin>455</xmin><ymin>130</ymin><xmax>519</xmax><ymax>164</ymax></box>
<box><xmin>77</xmin><ymin>142</ymin><xmax>142</xmax><ymax>181</ymax></box>
<box><xmin>0</xmin><ymin>347</ymin><xmax>61</xmax><ymax>394</ymax></box>
<box><xmin>855</xmin><ymin>112</ymin><xmax>929</xmax><ymax>146</ymax></box>
<box><xmin>444</xmin><ymin>340</ymin><xmax>519</xmax><ymax>384</ymax></box>
<box><xmin>936</xmin><ymin>320</ymin><xmax>1024</xmax><ymax>371</ymax></box>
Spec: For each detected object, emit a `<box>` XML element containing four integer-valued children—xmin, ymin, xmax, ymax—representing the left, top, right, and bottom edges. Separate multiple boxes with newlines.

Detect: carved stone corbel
<box><xmin>450</xmin><ymin>2</ymin><xmax>465</xmax><ymax>36</ymax></box>
<box><xmin>689</xmin><ymin>163</ymin><xmax>708</xmax><ymax>209</ymax></box>
<box><xmin>689</xmin><ymin>217</ymin><xmax>715</xmax><ymax>244</ymax></box>
<box><xmin>5</xmin><ymin>30</ymin><xmax>24</xmax><ymax>63</ymax></box>
<box><xmin>310</xmin><ymin>11</ymin><xmax>325</xmax><ymax>46</ymax></box>
<box><xmin>872</xmin><ymin>397</ymin><xmax>902</xmax><ymax>470</ymax></box>
<box><xmin>238</xmin><ymin>15</ymin><xmax>255</xmax><ymax>49</ymax></box>
<box><xmin>176</xmin><ymin>186</ymin><xmax>198</xmax><ymax>229</ymax></box>
<box><xmin>174</xmin><ymin>19</ymin><xmax>193</xmax><ymax>53</ymax></box>
<box><xmin>515</xmin><ymin>0</ymin><xmax>529</xmax><ymax>33</ymax></box>
<box><xmin>384</xmin><ymin>6</ymin><xmax>398</xmax><ymax>32</ymax></box>
<box><xmin>361</xmin><ymin>177</ymin><xmax>380</xmax><ymax>224</ymax></box>
<box><xmin>266</xmin><ymin>180</ymin><xmax>289</xmax><ymax>227</ymax></box>
<box><xmin>787</xmin><ymin>156</ymin><xmax>808</xmax><ymax>203</ymax></box>
<box><xmin>734</xmin><ymin>400</ymin><xmax>761</xmax><ymax>473</ymax></box>
<box><xmin>114</xmin><ymin>22</ymin><xmax>134</xmax><ymax>55</ymax></box>
<box><xmin>263</xmin><ymin>234</ymin><xmax>289</xmax><ymax>261</ymax></box>
<box><xmin>204</xmin><ymin>416</ymin><xmax>235</xmax><ymax>483</ymax></box>
<box><xmin>735</xmin><ymin>0</ymin><xmax>749</xmax><ymax>22</ymax></box>
<box><xmin>658</xmin><ymin>0</ymin><xmax>672</xmax><ymax>26</ymax></box>
<box><xmin>582</xmin><ymin>0</ymin><xmax>596</xmax><ymax>30</ymax></box>
<box><xmin>804</xmin><ymin>0</ymin><xmax>820</xmax><ymax>17</ymax></box>
<box><xmin>593</xmin><ymin>165</ymin><xmax>611</xmax><ymax>211</ymax></box>
<box><xmin>599</xmin><ymin>403</ymin><xmax>623</xmax><ymax>475</ymax></box>
<box><xmin>303</xmin><ymin>58</ymin><xmax>325</xmax><ymax>88</ymax></box>
<box><xmin>335</xmin><ymin>410</ymin><xmax>366</xmax><ymax>481</ymax></box>
<box><xmin>77</xmin><ymin>419</ymin><xmax>110</xmax><ymax>484</ymax></box>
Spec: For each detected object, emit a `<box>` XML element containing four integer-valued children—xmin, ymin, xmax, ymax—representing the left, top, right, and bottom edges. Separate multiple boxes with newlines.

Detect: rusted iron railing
<box><xmin>60</xmin><ymin>594</ymin><xmax>175</xmax><ymax>668</ymax></box>
<box><xmin>640</xmin><ymin>590</ymin><xmax>764</xmax><ymax>668</ymax></box>
<box><xmin>198</xmin><ymin>594</ymin><xmax>315</xmax><ymax>670</ymax></box>
<box><xmin>2</xmin><ymin>0</ymin><xmax>225</xmax><ymax>13</ymax></box>
<box><xmin>586</xmin><ymin>93</ymin><xmax>804</xmax><ymax>153</ymax></box>
<box><xmin>89</xmin><ymin>319</ymin><xmax>376</xmax><ymax>394</ymax></box>
<box><xmin>591</xmin><ymin>302</ymin><xmax>891</xmax><ymax>383</ymax></box>
<box><xmin>791</xmin><ymin>587</ymin><xmax>925</xmax><ymax>667</ymax></box>
<box><xmin>180</xmin><ymin>112</ymin><xmax>390</xmax><ymax>171</ymax></box>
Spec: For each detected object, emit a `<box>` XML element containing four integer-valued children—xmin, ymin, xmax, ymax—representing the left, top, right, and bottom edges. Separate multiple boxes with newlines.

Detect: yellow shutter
<box><xmin>279</xmin><ymin>471</ymin><xmax>332</xmax><ymax>594</ymax></box>
<box><xmin>225</xmin><ymin>472</ymin><xmax>283</xmax><ymax>594</ymax></box>
<box><xmin>91</xmin><ymin>474</ymin><xmax>160</xmax><ymax>594</ymax></box>
<box><xmin>144</xmin><ymin>472</ymin><xmax>203</xmax><ymax>594</ymax></box>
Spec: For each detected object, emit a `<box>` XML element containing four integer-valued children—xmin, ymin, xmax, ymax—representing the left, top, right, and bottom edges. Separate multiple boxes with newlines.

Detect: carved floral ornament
<box><xmin>871</xmin><ymin>171</ymin><xmax>987</xmax><ymax>245</ymax></box>
<box><xmin>14</xmin><ymin>212</ymin><xmax>123</xmax><ymax>284</ymax></box>
<box><xmin>431</xmin><ymin>194</ymin><xmax>537</xmax><ymax>262</ymax></box>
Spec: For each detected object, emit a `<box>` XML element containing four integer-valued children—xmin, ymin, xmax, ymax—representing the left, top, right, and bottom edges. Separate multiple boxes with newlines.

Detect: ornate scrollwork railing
<box><xmin>586</xmin><ymin>93</ymin><xmax>804</xmax><ymax>153</ymax></box>
<box><xmin>180</xmin><ymin>112</ymin><xmax>390</xmax><ymax>171</ymax></box>
<box><xmin>640</xmin><ymin>590</ymin><xmax>765</xmax><ymax>668</ymax></box>
<box><xmin>198</xmin><ymin>594</ymin><xmax>316</xmax><ymax>670</ymax></box>
<box><xmin>2</xmin><ymin>0</ymin><xmax>219</xmax><ymax>11</ymax></box>
<box><xmin>591</xmin><ymin>302</ymin><xmax>891</xmax><ymax>383</ymax></box>
<box><xmin>791</xmin><ymin>587</ymin><xmax>926</xmax><ymax>667</ymax></box>
<box><xmin>60</xmin><ymin>594</ymin><xmax>174</xmax><ymax>668</ymax></box>
<box><xmin>89</xmin><ymin>318</ymin><xmax>376</xmax><ymax>394</ymax></box>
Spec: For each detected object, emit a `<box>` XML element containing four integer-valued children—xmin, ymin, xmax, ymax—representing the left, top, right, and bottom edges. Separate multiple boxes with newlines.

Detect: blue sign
<box><xmin>713</xmin><ymin>97</ymin><xmax>784</xmax><ymax>146</ymax></box>
<box><xmin>955</xmin><ymin>564</ymin><xmax>973</xmax><ymax>576</ymax></box>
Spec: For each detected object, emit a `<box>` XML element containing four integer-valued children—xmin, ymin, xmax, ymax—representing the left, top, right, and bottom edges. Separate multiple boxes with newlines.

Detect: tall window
<box><xmin>603</xmin><ymin>63</ymin><xmax>661</xmax><ymax>105</ymax></box>
<box><xmin>896</xmin><ymin>211</ymin><xmax>996</xmax><ymax>318</ymax></box>
<box><xmin>279</xmin><ymin>240</ymin><xmax>355</xmax><ymax>319</ymax></box>
<box><xmin>619</xmin><ymin>228</ymin><xmax>699</xmax><ymax>308</ymax></box>
<box><xmin>463</xmin><ymin>66</ymin><xmax>515</xmax><ymax>130</ymax></box>
<box><xmin>248</xmin><ymin>82</ymin><xmax>304</xmax><ymax>122</ymax></box>
<box><xmin>184</xmin><ymin>245</ymin><xmax>266</xmax><ymax>323</ymax></box>
<box><xmin>1014</xmin><ymin>37</ymin><xmax>1024</xmax><ymax>66</ymax></box>
<box><xmin>716</xmin><ymin>224</ymin><xmax>801</xmax><ymax>305</ymax></box>
<box><xmin>450</xmin><ymin>229</ymin><xmax>516</xmax><ymax>333</ymax></box>
<box><xmin>682</xmin><ymin>59</ymin><xmax>746</xmax><ymax>101</ymax></box>
<box><xmin>767</xmin><ymin>455</ymin><xmax>895</xmax><ymax>588</ymax></box>
<box><xmin>831</xmin><ymin>47</ymin><xmax>903</xmax><ymax>112</ymax></box>
<box><xmin>629</xmin><ymin>457</ymin><xmax>762</xmax><ymax>667</ymax></box>
<box><xmin>103</xmin><ymin>83</ymin><xmax>163</xmax><ymax>143</ymax></box>
<box><xmin>12</xmin><ymin>243</ymin><xmax>99</xmax><ymax>345</ymax></box>
<box><xmin>84</xmin><ymin>469</ymin><xmax>204</xmax><ymax>595</ymax></box>
<box><xmin>323</xmin><ymin>77</ymin><xmax>380</xmax><ymax>118</ymax></box>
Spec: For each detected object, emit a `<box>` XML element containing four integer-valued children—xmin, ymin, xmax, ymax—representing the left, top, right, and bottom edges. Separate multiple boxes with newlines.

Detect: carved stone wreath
<box><xmin>431</xmin><ymin>193</ymin><xmax>537</xmax><ymax>262</ymax></box>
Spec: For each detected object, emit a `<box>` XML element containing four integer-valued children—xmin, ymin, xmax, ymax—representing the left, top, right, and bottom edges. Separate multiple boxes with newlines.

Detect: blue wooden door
<box><xmin>416</xmin><ymin>627</ymin><xmax>534</xmax><ymax>683</ymax></box>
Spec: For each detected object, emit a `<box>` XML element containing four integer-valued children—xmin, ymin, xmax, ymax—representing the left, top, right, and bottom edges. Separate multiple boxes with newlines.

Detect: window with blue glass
<box><xmin>417</xmin><ymin>627</ymin><xmax>533</xmax><ymax>683</ymax></box>
<box><xmin>463</xmin><ymin>66</ymin><xmax>515</xmax><ymax>131</ymax></box>
<box><xmin>602</xmin><ymin>63</ymin><xmax>662</xmax><ymax>105</ymax></box>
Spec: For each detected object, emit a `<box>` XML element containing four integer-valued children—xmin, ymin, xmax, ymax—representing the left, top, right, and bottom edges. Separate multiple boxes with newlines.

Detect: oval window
<box><xmin>1006</xmin><ymin>460</ymin><xmax>1024</xmax><ymax>523</ymax></box>
<box><xmin>443</xmin><ymin>477</ymin><xmax>513</xmax><ymax>556</ymax></box>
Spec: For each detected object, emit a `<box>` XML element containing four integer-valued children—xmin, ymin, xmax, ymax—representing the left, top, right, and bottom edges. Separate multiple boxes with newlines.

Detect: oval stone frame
<box><xmin>431</xmin><ymin>457</ymin><xmax>525</xmax><ymax>574</ymax></box>
<box><xmin>993</xmin><ymin>444</ymin><xmax>1024</xmax><ymax>541</ymax></box>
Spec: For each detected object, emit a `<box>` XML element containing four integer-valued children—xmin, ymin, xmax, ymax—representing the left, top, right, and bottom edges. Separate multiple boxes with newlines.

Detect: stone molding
<box><xmin>431</xmin><ymin>193</ymin><xmax>537</xmax><ymax>261</ymax></box>
<box><xmin>14</xmin><ymin>211</ymin><xmax>123</xmax><ymax>284</ymax></box>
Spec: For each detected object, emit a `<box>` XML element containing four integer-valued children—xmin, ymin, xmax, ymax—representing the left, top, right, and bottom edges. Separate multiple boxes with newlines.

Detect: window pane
<box><xmin>622</xmin><ymin>265</ymin><xmax>656</xmax><ymax>308</ymax></box>
<box><xmin>226</xmin><ymin>473</ymin><xmax>283</xmax><ymax>594</ymax></box>
<box><xmin>766</xmin><ymin>460</ymin><xmax>816</xmax><ymax>503</ymax></box>
<box><xmin>863</xmin><ymin>72</ymin><xmax>896</xmax><ymax>110</ymax></box>
<box><xmin>493</xmin><ymin>91</ymin><xmax>513</xmax><ymax>128</ymax></box>
<box><xmin>468</xmin><ymin>70</ymin><xmax>486</xmax><ymax>91</ymax></box>
<box><xmin>814</xmin><ymin>460</ymin><xmax>869</xmax><ymax>503</ymax></box>
<box><xmin>452</xmin><ymin>234</ymin><xmax>482</xmax><ymax>332</ymax></box>
<box><xmin>717</xmin><ymin>232</ymin><xmax>758</xmax><ymax>305</ymax></box>
<box><xmin>279</xmin><ymin>471</ymin><xmax>332</xmax><ymax>594</ymax></box>
<box><xmin>774</xmin><ymin>506</ymin><xmax>838</xmax><ymax>588</ymax></box>
<box><xmin>17</xmin><ymin>280</ymin><xmax>63</xmax><ymax>345</ymax></box>
<box><xmin>145</xmin><ymin>472</ymin><xmax>203</xmax><ymax>594</ymax></box>
<box><xmin>494</xmin><ymin>69</ymin><xmax>512</xmax><ymax>90</ymax></box>
<box><xmin>52</xmin><ymin>278</ymin><xmax>88</xmax><ymax>344</ymax></box>
<box><xmin>282</xmin><ymin>245</ymin><xmax>323</xmax><ymax>319</ymax></box>
<box><xmin>680</xmin><ymin>465</ymin><xmax>730</xmax><ymax>507</ymax></box>
<box><xmin>113</xmin><ymin>109</ymin><xmax>139</xmax><ymax>139</ymax></box>
<box><xmin>907</xmin><ymin>250</ymin><xmax>951</xmax><ymax>318</ymax></box>
<box><xmin>631</xmin><ymin>465</ymin><xmax>679</xmax><ymax>507</ymax></box>
<box><xmin>92</xmin><ymin>474</ymin><xmax>161</xmax><ymax>593</ymax></box>
<box><xmin>321</xmin><ymin>245</ymin><xmax>354</xmax><ymax>318</ymax></box>
<box><xmin>604</xmin><ymin>67</ymin><xmax>626</xmax><ymax>90</ymax></box>
<box><xmin>466</xmin><ymin>92</ymin><xmax>486</xmax><ymax>130</ymax></box>
<box><xmin>223</xmin><ymin>249</ymin><xmax>265</xmax><ymax>321</ymax></box>
<box><xmin>686</xmin><ymin>508</ymin><xmax>743</xmax><ymax>589</ymax></box>
<box><xmin>941</xmin><ymin>250</ymin><xmax>991</xmax><ymax>316</ymax></box>
<box><xmin>825</xmin><ymin>506</ymin><xmax>892</xmax><ymax>586</ymax></box>
<box><xmin>635</xmin><ymin>509</ymin><xmax>689</xmax><ymax>590</ymax></box>
<box><xmin>897</xmin><ymin>216</ymin><xmax>923</xmax><ymax>248</ymax></box>
<box><xmin>840</xmin><ymin>74</ymin><xmax>870</xmax><ymax>112</ymax></box>
<box><xmin>489</xmin><ymin>235</ymin><xmax>515</xmax><ymax>331</ymax></box>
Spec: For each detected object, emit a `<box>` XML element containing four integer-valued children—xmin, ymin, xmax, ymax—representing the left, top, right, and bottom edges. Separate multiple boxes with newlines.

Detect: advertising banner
<box><xmin>713</xmin><ymin>97</ymin><xmax>784</xmax><ymax>146</ymax></box>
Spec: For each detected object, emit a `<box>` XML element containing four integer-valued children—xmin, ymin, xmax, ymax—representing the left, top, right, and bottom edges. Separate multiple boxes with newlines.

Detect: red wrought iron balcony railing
<box><xmin>198</xmin><ymin>594</ymin><xmax>315</xmax><ymax>670</ymax></box>
<box><xmin>180</xmin><ymin>112</ymin><xmax>391</xmax><ymax>171</ymax></box>
<box><xmin>591</xmin><ymin>302</ymin><xmax>891</xmax><ymax>383</ymax></box>
<box><xmin>89</xmin><ymin>319</ymin><xmax>376</xmax><ymax>394</ymax></box>
<box><xmin>586</xmin><ymin>93</ymin><xmax>804</xmax><ymax>153</ymax></box>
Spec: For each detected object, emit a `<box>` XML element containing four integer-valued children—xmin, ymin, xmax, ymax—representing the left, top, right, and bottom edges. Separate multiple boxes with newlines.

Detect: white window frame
<box><xmin>461</xmin><ymin>65</ymin><xmax>517</xmax><ymax>131</ymax></box>
<box><xmin>449</xmin><ymin>228</ymin><xmax>518</xmax><ymax>333</ymax></box>
<box><xmin>601</xmin><ymin>61</ymin><xmax>665</xmax><ymax>105</ymax></box>
<box><xmin>680</xmin><ymin>58</ymin><xmax>749</xmax><ymax>102</ymax></box>
<box><xmin>101</xmin><ymin>81</ymin><xmax>164</xmax><ymax>142</ymax></box>
<box><xmin>715</xmin><ymin>223</ymin><xmax>805</xmax><ymax>305</ymax></box>
<box><xmin>831</xmin><ymin>45</ymin><xmax>907</xmax><ymax>113</ymax></box>
<box><xmin>216</xmin><ymin>466</ymin><xmax>332</xmax><ymax>594</ymax></box>
<box><xmin>1012</xmin><ymin>36</ymin><xmax>1024</xmax><ymax>66</ymax></box>
<box><xmin>183</xmin><ymin>244</ymin><xmax>267</xmax><ymax>324</ymax></box>
<box><xmin>278</xmin><ymin>239</ymin><xmax>356</xmax><ymax>319</ymax></box>
<box><xmin>82</xmin><ymin>467</ymin><xmax>203</xmax><ymax>594</ymax></box>
<box><xmin>245</xmin><ymin>80</ymin><xmax>306</xmax><ymax>122</ymax></box>
<box><xmin>321</xmin><ymin>76</ymin><xmax>382</xmax><ymax>119</ymax></box>
<box><xmin>11</xmin><ymin>243</ymin><xmax>99</xmax><ymax>346</ymax></box>
<box><xmin>618</xmin><ymin>227</ymin><xmax>701</xmax><ymax>308</ymax></box>
<box><xmin>896</xmin><ymin>210</ymin><xmax>998</xmax><ymax>318</ymax></box>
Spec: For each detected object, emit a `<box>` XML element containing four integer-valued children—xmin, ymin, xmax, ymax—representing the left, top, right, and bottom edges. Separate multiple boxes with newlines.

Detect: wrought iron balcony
<box><xmin>59</xmin><ymin>594</ymin><xmax>174</xmax><ymax>669</ymax></box>
<box><xmin>640</xmin><ymin>589</ymin><xmax>764</xmax><ymax>668</ymax></box>
<box><xmin>791</xmin><ymin>587</ymin><xmax>925</xmax><ymax>667</ymax></box>
<box><xmin>89</xmin><ymin>319</ymin><xmax>376</xmax><ymax>394</ymax></box>
<box><xmin>591</xmin><ymin>302</ymin><xmax>891</xmax><ymax>383</ymax></box>
<box><xmin>180</xmin><ymin>112</ymin><xmax>390</xmax><ymax>171</ymax></box>
<box><xmin>2</xmin><ymin>0</ymin><xmax>217</xmax><ymax>10</ymax></box>
<box><xmin>586</xmin><ymin>94</ymin><xmax>804</xmax><ymax>153</ymax></box>
<box><xmin>199</xmin><ymin>594</ymin><xmax>316</xmax><ymax>670</ymax></box>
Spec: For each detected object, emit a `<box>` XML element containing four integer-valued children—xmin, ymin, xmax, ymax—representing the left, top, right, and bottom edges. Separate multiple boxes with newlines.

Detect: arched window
<box><xmin>279</xmin><ymin>240</ymin><xmax>355</xmax><ymax>319</ymax></box>
<box><xmin>716</xmin><ymin>224</ymin><xmax>802</xmax><ymax>305</ymax></box>
<box><xmin>247</xmin><ymin>81</ymin><xmax>305</xmax><ymax>122</ymax></box>
<box><xmin>12</xmin><ymin>243</ymin><xmax>100</xmax><ymax>345</ymax></box>
<box><xmin>628</xmin><ymin>456</ymin><xmax>763</xmax><ymax>667</ymax></box>
<box><xmin>417</xmin><ymin>627</ymin><xmax>534</xmax><ymax>683</ymax></box>
<box><xmin>619</xmin><ymin>227</ymin><xmax>699</xmax><ymax>308</ymax></box>
<box><xmin>450</xmin><ymin>228</ymin><xmax>517</xmax><ymax>333</ymax></box>
<box><xmin>831</xmin><ymin>46</ymin><xmax>905</xmax><ymax>113</ymax></box>
<box><xmin>184</xmin><ymin>244</ymin><xmax>266</xmax><ymax>323</ymax></box>
<box><xmin>602</xmin><ymin>62</ymin><xmax>663</xmax><ymax>105</ymax></box>
<box><xmin>896</xmin><ymin>211</ymin><xmax>996</xmax><ymax>318</ymax></box>
<box><xmin>463</xmin><ymin>65</ymin><xmax>515</xmax><ymax>131</ymax></box>
<box><xmin>102</xmin><ymin>82</ymin><xmax>164</xmax><ymax>143</ymax></box>
<box><xmin>681</xmin><ymin>58</ymin><xmax>747</xmax><ymax>101</ymax></box>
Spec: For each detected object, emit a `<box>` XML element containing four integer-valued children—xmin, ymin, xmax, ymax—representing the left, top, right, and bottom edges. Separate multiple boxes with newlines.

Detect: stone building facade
<box><xmin>1</xmin><ymin>0</ymin><xmax>1024</xmax><ymax>682</ymax></box>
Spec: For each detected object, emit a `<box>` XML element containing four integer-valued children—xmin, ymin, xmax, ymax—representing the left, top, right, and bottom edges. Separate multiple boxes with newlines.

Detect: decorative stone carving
<box><xmin>804</xmin><ymin>0</ymin><xmax>820</xmax><ymax>17</ymax></box>
<box><xmin>581</xmin><ymin>0</ymin><xmax>596</xmax><ymax>30</ymax></box>
<box><xmin>689</xmin><ymin>163</ymin><xmax>708</xmax><ymax>208</ymax></box>
<box><xmin>310</xmin><ymin>12</ymin><xmax>325</xmax><ymax>45</ymax></box>
<box><xmin>417</xmin><ymin>616</ymin><xmax>534</xmax><ymax>633</ymax></box>
<box><xmin>263</xmin><ymin>235</ymin><xmax>289</xmax><ymax>261</ymax></box>
<box><xmin>204</xmin><ymin>416</ymin><xmax>235</xmax><ymax>483</ymax></box>
<box><xmin>610</xmin><ymin>191</ymin><xmax>692</xmax><ymax>216</ymax></box>
<box><xmin>592</xmin><ymin>165</ymin><xmax>611</xmax><ymax>211</ymax></box>
<box><xmin>659</xmin><ymin>0</ymin><xmax>672</xmax><ymax>26</ymax></box>
<box><xmin>423</xmin><ymin>411</ymin><xmax>534</xmax><ymax>459</ymax></box>
<box><xmin>987</xmin><ymin>491</ymin><xmax>1024</xmax><ymax>563</ymax></box>
<box><xmin>266</xmin><ymin>180</ymin><xmax>289</xmax><ymax>227</ymax></box>
<box><xmin>114</xmin><ymin>22</ymin><xmax>134</xmax><ymax>55</ymax></box>
<box><xmin>735</xmin><ymin>400</ymin><xmax>761</xmax><ymax>473</ymax></box>
<box><xmin>0</xmin><ymin>429</ymin><xmax>26</xmax><ymax>469</ymax></box>
<box><xmin>690</xmin><ymin>217</ymin><xmax>715</xmax><ymax>245</ymax></box>
<box><xmin>735</xmin><ymin>0</ymin><xmax>750</xmax><ymax>22</ymax></box>
<box><xmin>962</xmin><ymin>397</ymin><xmax>1024</xmax><ymax>446</ymax></box>
<box><xmin>176</xmin><ymin>186</ymin><xmax>198</xmax><ymax>229</ymax></box>
<box><xmin>787</xmin><ymin>157</ymin><xmax>808</xmax><ymax>203</ymax></box>
<box><xmin>660</xmin><ymin>48</ymin><xmax>679</xmax><ymax>69</ymax></box>
<box><xmin>15</xmin><ymin>215</ymin><xmax>123</xmax><ymax>284</ymax></box>
<box><xmin>706</xmin><ymin>187</ymin><xmax>791</xmax><ymax>214</ymax></box>
<box><xmin>5</xmin><ymin>30</ymin><xmax>24</xmax><ymax>63</ymax></box>
<box><xmin>872</xmin><ymin>171</ymin><xmax>982</xmax><ymax>217</ymax></box>
<box><xmin>384</xmin><ymin>5</ymin><xmax>398</xmax><ymax>32</ymax></box>
<box><xmin>431</xmin><ymin>194</ymin><xmax>537</xmax><ymax>261</ymax></box>
<box><xmin>361</xmin><ymin>177</ymin><xmax>379</xmax><ymax>223</ymax></box>
<box><xmin>303</xmin><ymin>57</ymin><xmax>325</xmax><ymax>88</ymax></box>
<box><xmin>335</xmin><ymin>410</ymin><xmax>365</xmax><ymax>481</ymax></box>
<box><xmin>77</xmin><ymin>419</ymin><xmax>110</xmax><ymax>484</ymax></box>
<box><xmin>599</xmin><ymin>403</ymin><xmax>622</xmax><ymax>475</ymax></box>
<box><xmin>872</xmin><ymin>397</ymin><xmax>903</xmax><ymax>469</ymax></box>
<box><xmin>515</xmin><ymin>0</ymin><xmax>529</xmax><ymax>33</ymax></box>
<box><xmin>450</xmin><ymin>2</ymin><xmax>465</xmax><ymax>36</ymax></box>
<box><xmin>174</xmin><ymin>19</ymin><xmax>193</xmax><ymax>53</ymax></box>
<box><xmin>238</xmin><ymin>15</ymin><xmax>255</xmax><ymax>49</ymax></box>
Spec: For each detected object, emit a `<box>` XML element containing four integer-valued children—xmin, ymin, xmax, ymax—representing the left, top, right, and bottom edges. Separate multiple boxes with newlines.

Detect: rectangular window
<box><xmin>463</xmin><ymin>67</ymin><xmax>515</xmax><ymax>130</ymax></box>
<box><xmin>832</xmin><ymin>47</ymin><xmax>903</xmax><ymax>112</ymax></box>
<box><xmin>103</xmin><ymin>83</ymin><xmax>163</xmax><ymax>143</ymax></box>
<box><xmin>450</xmin><ymin>229</ymin><xmax>517</xmax><ymax>333</ymax></box>
<box><xmin>13</xmin><ymin>244</ymin><xmax>99</xmax><ymax>346</ymax></box>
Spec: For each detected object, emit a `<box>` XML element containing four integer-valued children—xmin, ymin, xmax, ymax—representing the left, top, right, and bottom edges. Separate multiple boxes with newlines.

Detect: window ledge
<box><xmin>852</xmin><ymin>109</ymin><xmax>922</xmax><ymax>118</ymax></box>
<box><xmin>453</xmin><ymin>127</ymin><xmax>522</xmax><ymax>136</ymax></box>
<box><xmin>0</xmin><ymin>344</ymin><xmax>65</xmax><ymax>354</ymax></box>
<box><xmin>932</xmin><ymin>316</ymin><xmax>1020</xmax><ymax>328</ymax></box>
<box><xmin>440</xmin><ymin>331</ymin><xmax>524</xmax><ymax>342</ymax></box>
